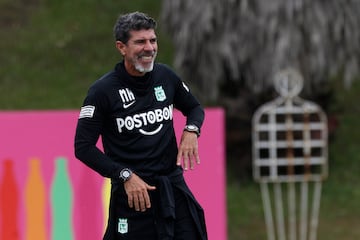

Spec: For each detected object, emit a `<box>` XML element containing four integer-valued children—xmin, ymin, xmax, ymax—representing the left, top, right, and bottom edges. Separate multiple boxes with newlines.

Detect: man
<box><xmin>74</xmin><ymin>12</ymin><xmax>207</xmax><ymax>240</ymax></box>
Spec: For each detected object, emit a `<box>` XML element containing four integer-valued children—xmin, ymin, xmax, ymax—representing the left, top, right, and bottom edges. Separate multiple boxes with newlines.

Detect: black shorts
<box><xmin>103</xmin><ymin>182</ymin><xmax>201</xmax><ymax>240</ymax></box>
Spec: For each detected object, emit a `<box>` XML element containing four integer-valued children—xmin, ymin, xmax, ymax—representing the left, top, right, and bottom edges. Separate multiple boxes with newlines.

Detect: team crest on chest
<box><xmin>154</xmin><ymin>86</ymin><xmax>166</xmax><ymax>101</ymax></box>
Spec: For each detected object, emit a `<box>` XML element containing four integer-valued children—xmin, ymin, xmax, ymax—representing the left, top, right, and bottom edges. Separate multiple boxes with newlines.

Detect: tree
<box><xmin>161</xmin><ymin>0</ymin><xmax>360</xmax><ymax>179</ymax></box>
<box><xmin>161</xmin><ymin>0</ymin><xmax>360</xmax><ymax>103</ymax></box>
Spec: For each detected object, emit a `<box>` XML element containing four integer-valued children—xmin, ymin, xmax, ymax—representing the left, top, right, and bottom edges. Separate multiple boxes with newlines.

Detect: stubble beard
<box><xmin>134</xmin><ymin>61</ymin><xmax>154</xmax><ymax>73</ymax></box>
<box><xmin>134</xmin><ymin>51</ymin><xmax>157</xmax><ymax>73</ymax></box>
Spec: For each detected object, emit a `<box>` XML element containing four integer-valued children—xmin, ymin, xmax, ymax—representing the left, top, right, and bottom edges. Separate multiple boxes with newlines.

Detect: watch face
<box><xmin>184</xmin><ymin>125</ymin><xmax>200</xmax><ymax>137</ymax></box>
<box><xmin>186</xmin><ymin>125</ymin><xmax>198</xmax><ymax>131</ymax></box>
<box><xmin>120</xmin><ymin>168</ymin><xmax>132</xmax><ymax>181</ymax></box>
<box><xmin>122</xmin><ymin>170</ymin><xmax>130</xmax><ymax>178</ymax></box>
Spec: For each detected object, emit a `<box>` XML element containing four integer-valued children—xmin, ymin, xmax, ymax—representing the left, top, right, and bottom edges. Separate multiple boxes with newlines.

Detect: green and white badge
<box><xmin>118</xmin><ymin>218</ymin><xmax>128</xmax><ymax>234</ymax></box>
<box><xmin>154</xmin><ymin>86</ymin><xmax>166</xmax><ymax>101</ymax></box>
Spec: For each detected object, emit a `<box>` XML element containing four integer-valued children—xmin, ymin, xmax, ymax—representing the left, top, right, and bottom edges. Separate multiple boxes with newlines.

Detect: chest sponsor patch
<box><xmin>116</xmin><ymin>104</ymin><xmax>173</xmax><ymax>135</ymax></box>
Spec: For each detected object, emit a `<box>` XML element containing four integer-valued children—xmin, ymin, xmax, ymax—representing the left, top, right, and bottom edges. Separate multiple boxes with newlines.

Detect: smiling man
<box><xmin>74</xmin><ymin>12</ymin><xmax>207</xmax><ymax>240</ymax></box>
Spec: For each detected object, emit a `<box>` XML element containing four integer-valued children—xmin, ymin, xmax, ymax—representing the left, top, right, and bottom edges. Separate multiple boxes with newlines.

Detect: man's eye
<box><xmin>133</xmin><ymin>39</ymin><xmax>156</xmax><ymax>45</ymax></box>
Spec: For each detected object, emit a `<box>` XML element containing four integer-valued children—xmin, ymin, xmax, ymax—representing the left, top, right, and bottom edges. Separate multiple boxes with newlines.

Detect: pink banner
<box><xmin>0</xmin><ymin>108</ymin><xmax>226</xmax><ymax>240</ymax></box>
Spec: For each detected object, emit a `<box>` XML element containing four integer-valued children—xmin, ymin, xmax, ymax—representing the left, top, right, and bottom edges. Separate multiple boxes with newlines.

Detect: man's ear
<box><xmin>115</xmin><ymin>41</ymin><xmax>126</xmax><ymax>56</ymax></box>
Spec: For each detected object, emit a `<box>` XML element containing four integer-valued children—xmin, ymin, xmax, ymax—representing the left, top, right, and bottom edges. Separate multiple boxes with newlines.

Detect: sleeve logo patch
<box><xmin>182</xmin><ymin>82</ymin><xmax>190</xmax><ymax>92</ymax></box>
<box><xmin>79</xmin><ymin>105</ymin><xmax>95</xmax><ymax>119</ymax></box>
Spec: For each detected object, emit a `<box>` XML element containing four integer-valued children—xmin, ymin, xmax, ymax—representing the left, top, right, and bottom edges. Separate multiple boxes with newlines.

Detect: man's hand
<box><xmin>124</xmin><ymin>173</ymin><xmax>156</xmax><ymax>212</ymax></box>
<box><xmin>176</xmin><ymin>131</ymin><xmax>200</xmax><ymax>170</ymax></box>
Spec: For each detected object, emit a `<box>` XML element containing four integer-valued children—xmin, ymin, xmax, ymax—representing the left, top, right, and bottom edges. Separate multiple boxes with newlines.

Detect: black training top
<box><xmin>74</xmin><ymin>61</ymin><xmax>204</xmax><ymax>179</ymax></box>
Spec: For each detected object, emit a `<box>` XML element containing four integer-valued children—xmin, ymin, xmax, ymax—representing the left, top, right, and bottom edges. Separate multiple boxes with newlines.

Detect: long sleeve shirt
<box><xmin>74</xmin><ymin>61</ymin><xmax>204</xmax><ymax>179</ymax></box>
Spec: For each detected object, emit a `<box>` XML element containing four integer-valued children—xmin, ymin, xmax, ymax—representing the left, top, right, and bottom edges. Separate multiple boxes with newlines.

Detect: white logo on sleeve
<box><xmin>182</xmin><ymin>82</ymin><xmax>190</xmax><ymax>92</ymax></box>
<box><xmin>119</xmin><ymin>88</ymin><xmax>136</xmax><ymax>109</ymax></box>
<box><xmin>79</xmin><ymin>105</ymin><xmax>95</xmax><ymax>119</ymax></box>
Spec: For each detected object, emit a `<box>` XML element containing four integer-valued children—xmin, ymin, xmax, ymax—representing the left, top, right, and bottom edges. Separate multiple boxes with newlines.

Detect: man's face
<box><xmin>116</xmin><ymin>29</ymin><xmax>158</xmax><ymax>76</ymax></box>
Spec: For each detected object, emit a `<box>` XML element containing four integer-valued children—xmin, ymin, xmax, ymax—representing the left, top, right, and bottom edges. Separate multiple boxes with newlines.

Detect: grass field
<box><xmin>1</xmin><ymin>1</ymin><xmax>360</xmax><ymax>239</ymax></box>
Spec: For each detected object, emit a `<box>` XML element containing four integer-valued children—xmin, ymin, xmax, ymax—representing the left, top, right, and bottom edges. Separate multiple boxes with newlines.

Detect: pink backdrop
<box><xmin>0</xmin><ymin>108</ymin><xmax>226</xmax><ymax>240</ymax></box>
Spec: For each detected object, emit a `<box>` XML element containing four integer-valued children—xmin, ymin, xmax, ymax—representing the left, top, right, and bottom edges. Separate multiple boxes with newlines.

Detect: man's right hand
<box><xmin>124</xmin><ymin>173</ymin><xmax>156</xmax><ymax>212</ymax></box>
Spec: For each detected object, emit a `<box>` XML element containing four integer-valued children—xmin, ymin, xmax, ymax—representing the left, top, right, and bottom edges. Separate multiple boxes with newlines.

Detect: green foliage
<box><xmin>0</xmin><ymin>0</ymin><xmax>172</xmax><ymax>109</ymax></box>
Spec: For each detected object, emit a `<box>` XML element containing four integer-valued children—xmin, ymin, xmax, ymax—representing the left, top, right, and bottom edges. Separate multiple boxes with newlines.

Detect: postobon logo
<box><xmin>116</xmin><ymin>104</ymin><xmax>173</xmax><ymax>135</ymax></box>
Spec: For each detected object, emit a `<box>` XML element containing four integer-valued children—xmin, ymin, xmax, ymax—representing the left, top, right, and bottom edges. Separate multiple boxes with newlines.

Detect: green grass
<box><xmin>1</xmin><ymin>1</ymin><xmax>360</xmax><ymax>239</ymax></box>
<box><xmin>227</xmin><ymin>181</ymin><xmax>267</xmax><ymax>240</ymax></box>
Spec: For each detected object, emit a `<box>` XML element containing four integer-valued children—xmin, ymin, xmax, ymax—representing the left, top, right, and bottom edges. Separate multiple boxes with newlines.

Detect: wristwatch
<box><xmin>119</xmin><ymin>168</ymin><xmax>133</xmax><ymax>182</ymax></box>
<box><xmin>184</xmin><ymin>124</ymin><xmax>200</xmax><ymax>137</ymax></box>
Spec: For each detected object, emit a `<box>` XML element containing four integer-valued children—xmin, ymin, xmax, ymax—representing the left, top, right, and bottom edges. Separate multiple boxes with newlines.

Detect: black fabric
<box><xmin>74</xmin><ymin>61</ymin><xmax>204</xmax><ymax>179</ymax></box>
<box><xmin>103</xmin><ymin>168</ymin><xmax>207</xmax><ymax>240</ymax></box>
<box><xmin>74</xmin><ymin>60</ymin><xmax>206</xmax><ymax>239</ymax></box>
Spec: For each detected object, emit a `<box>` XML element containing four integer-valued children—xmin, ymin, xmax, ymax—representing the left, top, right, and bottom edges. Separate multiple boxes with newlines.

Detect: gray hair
<box><xmin>113</xmin><ymin>11</ymin><xmax>157</xmax><ymax>43</ymax></box>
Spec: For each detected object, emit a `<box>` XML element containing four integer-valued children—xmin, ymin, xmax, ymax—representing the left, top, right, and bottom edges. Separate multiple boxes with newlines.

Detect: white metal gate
<box><xmin>252</xmin><ymin>69</ymin><xmax>328</xmax><ymax>240</ymax></box>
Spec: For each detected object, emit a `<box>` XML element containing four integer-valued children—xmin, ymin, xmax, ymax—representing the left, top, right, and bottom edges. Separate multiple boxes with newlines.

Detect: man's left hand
<box><xmin>176</xmin><ymin>131</ymin><xmax>200</xmax><ymax>170</ymax></box>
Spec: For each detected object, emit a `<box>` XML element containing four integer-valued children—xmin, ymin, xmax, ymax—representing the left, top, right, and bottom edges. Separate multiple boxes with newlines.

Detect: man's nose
<box><xmin>144</xmin><ymin>40</ymin><xmax>155</xmax><ymax>51</ymax></box>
